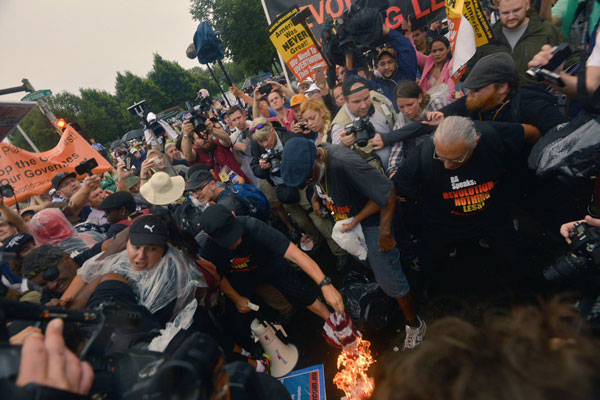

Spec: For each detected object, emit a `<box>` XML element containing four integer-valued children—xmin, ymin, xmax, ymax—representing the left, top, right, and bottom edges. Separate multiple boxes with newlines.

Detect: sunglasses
<box><xmin>251</xmin><ymin>124</ymin><xmax>265</xmax><ymax>134</ymax></box>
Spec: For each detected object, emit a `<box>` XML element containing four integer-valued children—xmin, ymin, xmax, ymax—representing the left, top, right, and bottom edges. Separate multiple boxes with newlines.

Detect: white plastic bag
<box><xmin>332</xmin><ymin>217</ymin><xmax>368</xmax><ymax>260</ymax></box>
<box><xmin>148</xmin><ymin>299</ymin><xmax>198</xmax><ymax>352</ymax></box>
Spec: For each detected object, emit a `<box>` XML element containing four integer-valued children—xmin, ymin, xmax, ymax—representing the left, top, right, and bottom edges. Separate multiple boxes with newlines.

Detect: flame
<box><xmin>333</xmin><ymin>337</ymin><xmax>376</xmax><ymax>400</ymax></box>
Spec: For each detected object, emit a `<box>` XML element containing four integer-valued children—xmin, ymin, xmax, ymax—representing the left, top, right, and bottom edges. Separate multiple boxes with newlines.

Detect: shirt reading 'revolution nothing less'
<box><xmin>314</xmin><ymin>143</ymin><xmax>394</xmax><ymax>227</ymax></box>
<box><xmin>394</xmin><ymin>121</ymin><xmax>525</xmax><ymax>237</ymax></box>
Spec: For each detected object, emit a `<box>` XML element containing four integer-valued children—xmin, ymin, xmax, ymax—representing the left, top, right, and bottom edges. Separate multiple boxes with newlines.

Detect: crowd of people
<box><xmin>3</xmin><ymin>0</ymin><xmax>600</xmax><ymax>398</ymax></box>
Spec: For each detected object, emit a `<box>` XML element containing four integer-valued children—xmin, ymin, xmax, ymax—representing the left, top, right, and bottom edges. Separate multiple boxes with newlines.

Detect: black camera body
<box><xmin>184</xmin><ymin>101</ymin><xmax>209</xmax><ymax>135</ymax></box>
<box><xmin>0</xmin><ymin>184</ymin><xmax>15</xmax><ymax>198</ymax></box>
<box><xmin>261</xmin><ymin>148</ymin><xmax>283</xmax><ymax>174</ymax></box>
<box><xmin>75</xmin><ymin>158</ymin><xmax>98</xmax><ymax>176</ymax></box>
<box><xmin>127</xmin><ymin>100</ymin><xmax>166</xmax><ymax>138</ymax></box>
<box><xmin>544</xmin><ymin>222</ymin><xmax>600</xmax><ymax>282</ymax></box>
<box><xmin>526</xmin><ymin>43</ymin><xmax>573</xmax><ymax>87</ymax></box>
<box><xmin>346</xmin><ymin>117</ymin><xmax>375</xmax><ymax>147</ymax></box>
<box><xmin>258</xmin><ymin>83</ymin><xmax>273</xmax><ymax>96</ymax></box>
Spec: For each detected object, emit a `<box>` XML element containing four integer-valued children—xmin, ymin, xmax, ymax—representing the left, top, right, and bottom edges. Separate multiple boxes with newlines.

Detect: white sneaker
<box><xmin>403</xmin><ymin>318</ymin><xmax>426</xmax><ymax>350</ymax></box>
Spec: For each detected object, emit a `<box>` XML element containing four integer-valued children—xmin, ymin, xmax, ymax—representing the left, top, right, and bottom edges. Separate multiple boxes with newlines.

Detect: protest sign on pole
<box><xmin>262</xmin><ymin>0</ymin><xmax>446</xmax><ymax>39</ymax></box>
<box><xmin>0</xmin><ymin>125</ymin><xmax>113</xmax><ymax>205</ymax></box>
<box><xmin>268</xmin><ymin>6</ymin><xmax>328</xmax><ymax>82</ymax></box>
<box><xmin>446</xmin><ymin>0</ymin><xmax>494</xmax><ymax>81</ymax></box>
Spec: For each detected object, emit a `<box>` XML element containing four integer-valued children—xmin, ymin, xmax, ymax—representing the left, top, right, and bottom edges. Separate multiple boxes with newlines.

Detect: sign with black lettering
<box><xmin>263</xmin><ymin>0</ymin><xmax>446</xmax><ymax>38</ymax></box>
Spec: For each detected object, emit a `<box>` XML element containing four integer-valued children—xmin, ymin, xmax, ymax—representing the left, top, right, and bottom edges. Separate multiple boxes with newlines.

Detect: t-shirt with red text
<box><xmin>193</xmin><ymin>139</ymin><xmax>249</xmax><ymax>183</ymax></box>
<box><xmin>394</xmin><ymin>121</ymin><xmax>524</xmax><ymax>238</ymax></box>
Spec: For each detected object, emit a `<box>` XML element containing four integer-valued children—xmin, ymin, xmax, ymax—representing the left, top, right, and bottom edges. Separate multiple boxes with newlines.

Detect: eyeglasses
<box><xmin>188</xmin><ymin>181</ymin><xmax>210</xmax><ymax>194</ymax></box>
<box><xmin>26</xmin><ymin>264</ymin><xmax>59</xmax><ymax>281</ymax></box>
<box><xmin>251</xmin><ymin>124</ymin><xmax>265</xmax><ymax>134</ymax></box>
<box><xmin>433</xmin><ymin>146</ymin><xmax>472</xmax><ymax>164</ymax></box>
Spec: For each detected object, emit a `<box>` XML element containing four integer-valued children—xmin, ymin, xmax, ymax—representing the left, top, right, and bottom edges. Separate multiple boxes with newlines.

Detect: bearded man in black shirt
<box><xmin>281</xmin><ymin>137</ymin><xmax>426</xmax><ymax>350</ymax></box>
<box><xmin>393</xmin><ymin>116</ymin><xmax>535</xmax><ymax>286</ymax></box>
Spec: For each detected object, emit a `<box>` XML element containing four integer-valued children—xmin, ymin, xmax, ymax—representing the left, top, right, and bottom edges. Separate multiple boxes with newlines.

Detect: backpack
<box><xmin>224</xmin><ymin>183</ymin><xmax>270</xmax><ymax>221</ymax></box>
<box><xmin>193</xmin><ymin>22</ymin><xmax>224</xmax><ymax>64</ymax></box>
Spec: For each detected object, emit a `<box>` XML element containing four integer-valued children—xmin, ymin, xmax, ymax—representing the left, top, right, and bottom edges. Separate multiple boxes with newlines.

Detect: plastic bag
<box><xmin>528</xmin><ymin>111</ymin><xmax>600</xmax><ymax>180</ymax></box>
<box><xmin>332</xmin><ymin>217</ymin><xmax>368</xmax><ymax>260</ymax></box>
<box><xmin>341</xmin><ymin>271</ymin><xmax>397</xmax><ymax>331</ymax></box>
<box><xmin>148</xmin><ymin>299</ymin><xmax>198</xmax><ymax>352</ymax></box>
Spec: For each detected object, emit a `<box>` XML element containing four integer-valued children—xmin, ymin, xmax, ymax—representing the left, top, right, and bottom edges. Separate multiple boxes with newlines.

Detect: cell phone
<box><xmin>126</xmin><ymin>157</ymin><xmax>131</xmax><ymax>170</ymax></box>
<box><xmin>259</xmin><ymin>83</ymin><xmax>273</xmax><ymax>95</ymax></box>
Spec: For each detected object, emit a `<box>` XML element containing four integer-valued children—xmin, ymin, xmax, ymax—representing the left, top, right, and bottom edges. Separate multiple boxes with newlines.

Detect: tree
<box><xmin>8</xmin><ymin>108</ymin><xmax>60</xmax><ymax>152</ymax></box>
<box><xmin>189</xmin><ymin>0</ymin><xmax>277</xmax><ymax>75</ymax></box>
<box><xmin>115</xmin><ymin>71</ymin><xmax>170</xmax><ymax>113</ymax></box>
<box><xmin>147</xmin><ymin>54</ymin><xmax>199</xmax><ymax>108</ymax></box>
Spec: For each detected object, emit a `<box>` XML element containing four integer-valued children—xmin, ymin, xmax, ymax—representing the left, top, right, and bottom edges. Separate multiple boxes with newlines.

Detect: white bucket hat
<box><xmin>140</xmin><ymin>172</ymin><xmax>185</xmax><ymax>205</ymax></box>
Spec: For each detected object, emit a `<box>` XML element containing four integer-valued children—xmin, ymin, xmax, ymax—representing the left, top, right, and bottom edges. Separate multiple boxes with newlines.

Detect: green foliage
<box><xmin>8</xmin><ymin>108</ymin><xmax>60</xmax><ymax>152</ymax></box>
<box><xmin>189</xmin><ymin>0</ymin><xmax>277</xmax><ymax>75</ymax></box>
<box><xmin>14</xmin><ymin>54</ymin><xmax>250</xmax><ymax>149</ymax></box>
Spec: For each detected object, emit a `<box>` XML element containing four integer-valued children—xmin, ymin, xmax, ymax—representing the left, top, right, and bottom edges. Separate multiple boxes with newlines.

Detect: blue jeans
<box><xmin>360</xmin><ymin>224</ymin><xmax>410</xmax><ymax>298</ymax></box>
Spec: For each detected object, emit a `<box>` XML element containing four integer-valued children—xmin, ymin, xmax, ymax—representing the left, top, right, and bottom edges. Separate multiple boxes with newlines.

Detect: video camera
<box><xmin>127</xmin><ymin>100</ymin><xmax>166</xmax><ymax>137</ymax></box>
<box><xmin>75</xmin><ymin>158</ymin><xmax>98</xmax><ymax>176</ymax></box>
<box><xmin>346</xmin><ymin>117</ymin><xmax>375</xmax><ymax>147</ymax></box>
<box><xmin>261</xmin><ymin>149</ymin><xmax>283</xmax><ymax>174</ymax></box>
<box><xmin>321</xmin><ymin>0</ymin><xmax>389</xmax><ymax>66</ymax></box>
<box><xmin>0</xmin><ymin>299</ymin><xmax>230</xmax><ymax>400</ymax></box>
<box><xmin>526</xmin><ymin>43</ymin><xmax>573</xmax><ymax>87</ymax></box>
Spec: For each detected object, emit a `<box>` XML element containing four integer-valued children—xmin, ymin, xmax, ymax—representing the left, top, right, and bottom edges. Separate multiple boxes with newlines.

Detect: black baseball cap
<box><xmin>199</xmin><ymin>204</ymin><xmax>243</xmax><ymax>248</ymax></box>
<box><xmin>51</xmin><ymin>172</ymin><xmax>76</xmax><ymax>190</ymax></box>
<box><xmin>187</xmin><ymin>170</ymin><xmax>214</xmax><ymax>191</ymax></box>
<box><xmin>2</xmin><ymin>233</ymin><xmax>34</xmax><ymax>254</ymax></box>
<box><xmin>129</xmin><ymin>215</ymin><xmax>168</xmax><ymax>248</ymax></box>
<box><xmin>281</xmin><ymin>137</ymin><xmax>317</xmax><ymax>187</ymax></box>
<box><xmin>97</xmin><ymin>191</ymin><xmax>137</xmax><ymax>212</ymax></box>
<box><xmin>186</xmin><ymin>163</ymin><xmax>211</xmax><ymax>179</ymax></box>
<box><xmin>463</xmin><ymin>53</ymin><xmax>518</xmax><ymax>90</ymax></box>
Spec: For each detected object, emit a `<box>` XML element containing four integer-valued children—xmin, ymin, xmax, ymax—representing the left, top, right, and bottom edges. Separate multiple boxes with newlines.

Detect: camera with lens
<box><xmin>0</xmin><ymin>184</ymin><xmax>15</xmax><ymax>198</ymax></box>
<box><xmin>127</xmin><ymin>100</ymin><xmax>166</xmax><ymax>137</ymax></box>
<box><xmin>195</xmin><ymin>90</ymin><xmax>213</xmax><ymax>113</ymax></box>
<box><xmin>526</xmin><ymin>42</ymin><xmax>573</xmax><ymax>87</ymax></box>
<box><xmin>184</xmin><ymin>101</ymin><xmax>209</xmax><ymax>135</ymax></box>
<box><xmin>345</xmin><ymin>117</ymin><xmax>375</xmax><ymax>147</ymax></box>
<box><xmin>0</xmin><ymin>299</ymin><xmax>230</xmax><ymax>400</ymax></box>
<box><xmin>75</xmin><ymin>158</ymin><xmax>98</xmax><ymax>176</ymax></box>
<box><xmin>258</xmin><ymin>83</ymin><xmax>273</xmax><ymax>96</ymax></box>
<box><xmin>544</xmin><ymin>222</ymin><xmax>600</xmax><ymax>283</ymax></box>
<box><xmin>261</xmin><ymin>149</ymin><xmax>283</xmax><ymax>174</ymax></box>
<box><xmin>321</xmin><ymin>0</ymin><xmax>389</xmax><ymax>66</ymax></box>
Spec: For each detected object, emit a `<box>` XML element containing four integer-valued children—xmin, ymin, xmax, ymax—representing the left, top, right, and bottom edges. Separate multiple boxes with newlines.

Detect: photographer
<box><xmin>331</xmin><ymin>75</ymin><xmax>398</xmax><ymax>176</ymax></box>
<box><xmin>345</xmin><ymin>23</ymin><xmax>418</xmax><ymax>109</ymax></box>
<box><xmin>51</xmin><ymin>172</ymin><xmax>101</xmax><ymax>224</ymax></box>
<box><xmin>253</xmin><ymin>85</ymin><xmax>296</xmax><ymax>131</ymax></box>
<box><xmin>181</xmin><ymin>117</ymin><xmax>248</xmax><ymax>184</ymax></box>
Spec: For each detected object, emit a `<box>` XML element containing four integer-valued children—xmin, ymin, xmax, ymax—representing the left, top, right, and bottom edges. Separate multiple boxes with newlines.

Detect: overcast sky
<box><xmin>0</xmin><ymin>0</ymin><xmax>201</xmax><ymax>102</ymax></box>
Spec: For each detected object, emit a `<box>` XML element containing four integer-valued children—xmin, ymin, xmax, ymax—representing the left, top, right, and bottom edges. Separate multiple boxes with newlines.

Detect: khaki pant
<box><xmin>283</xmin><ymin>187</ymin><xmax>346</xmax><ymax>258</ymax></box>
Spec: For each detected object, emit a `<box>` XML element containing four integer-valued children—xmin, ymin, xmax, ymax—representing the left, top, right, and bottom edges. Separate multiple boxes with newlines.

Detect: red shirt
<box><xmin>193</xmin><ymin>139</ymin><xmax>249</xmax><ymax>183</ymax></box>
<box><xmin>269</xmin><ymin>108</ymin><xmax>296</xmax><ymax>131</ymax></box>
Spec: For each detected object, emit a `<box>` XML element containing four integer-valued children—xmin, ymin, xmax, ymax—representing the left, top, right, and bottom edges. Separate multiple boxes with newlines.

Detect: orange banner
<box><xmin>0</xmin><ymin>126</ymin><xmax>113</xmax><ymax>205</ymax></box>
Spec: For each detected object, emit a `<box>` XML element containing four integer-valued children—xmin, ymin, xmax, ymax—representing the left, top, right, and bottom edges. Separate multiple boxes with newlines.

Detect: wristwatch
<box><xmin>319</xmin><ymin>276</ymin><xmax>332</xmax><ymax>288</ymax></box>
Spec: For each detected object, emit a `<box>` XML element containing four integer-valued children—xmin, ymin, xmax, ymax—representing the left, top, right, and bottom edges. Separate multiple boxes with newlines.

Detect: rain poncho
<box><xmin>78</xmin><ymin>245</ymin><xmax>209</xmax><ymax>317</ymax></box>
<box><xmin>29</xmin><ymin>208</ymin><xmax>93</xmax><ymax>258</ymax></box>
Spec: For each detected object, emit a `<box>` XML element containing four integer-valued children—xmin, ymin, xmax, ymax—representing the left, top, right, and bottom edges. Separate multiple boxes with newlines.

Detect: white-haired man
<box><xmin>392</xmin><ymin>116</ymin><xmax>535</xmax><ymax>286</ymax></box>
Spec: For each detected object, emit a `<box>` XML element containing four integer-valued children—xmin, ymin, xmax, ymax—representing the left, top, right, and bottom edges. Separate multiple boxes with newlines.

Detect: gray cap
<box><xmin>463</xmin><ymin>53</ymin><xmax>518</xmax><ymax>90</ymax></box>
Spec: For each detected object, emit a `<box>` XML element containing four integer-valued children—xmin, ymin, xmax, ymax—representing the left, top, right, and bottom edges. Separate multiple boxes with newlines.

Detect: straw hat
<box><xmin>140</xmin><ymin>172</ymin><xmax>185</xmax><ymax>205</ymax></box>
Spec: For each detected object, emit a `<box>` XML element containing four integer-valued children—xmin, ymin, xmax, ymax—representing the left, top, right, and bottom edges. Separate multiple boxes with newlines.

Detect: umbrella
<box><xmin>110</xmin><ymin>139</ymin><xmax>122</xmax><ymax>150</ymax></box>
<box><xmin>121</xmin><ymin>129</ymin><xmax>144</xmax><ymax>142</ymax></box>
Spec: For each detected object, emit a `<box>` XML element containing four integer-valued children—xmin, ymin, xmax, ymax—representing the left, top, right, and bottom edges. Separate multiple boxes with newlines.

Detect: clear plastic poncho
<box><xmin>78</xmin><ymin>245</ymin><xmax>207</xmax><ymax>317</ymax></box>
<box><xmin>29</xmin><ymin>208</ymin><xmax>92</xmax><ymax>258</ymax></box>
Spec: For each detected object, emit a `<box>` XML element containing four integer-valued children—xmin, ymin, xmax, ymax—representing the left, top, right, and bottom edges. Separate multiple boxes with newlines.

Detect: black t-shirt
<box><xmin>315</xmin><ymin>143</ymin><xmax>394</xmax><ymax>227</ymax></box>
<box><xmin>394</xmin><ymin>121</ymin><xmax>524</xmax><ymax>237</ymax></box>
<box><xmin>215</xmin><ymin>189</ymin><xmax>249</xmax><ymax>216</ymax></box>
<box><xmin>201</xmin><ymin>216</ymin><xmax>290</xmax><ymax>286</ymax></box>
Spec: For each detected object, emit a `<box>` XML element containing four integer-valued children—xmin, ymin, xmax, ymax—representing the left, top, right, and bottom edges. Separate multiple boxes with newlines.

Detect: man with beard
<box><xmin>374</xmin><ymin>53</ymin><xmax>579</xmax><ymax>234</ymax></box>
<box><xmin>465</xmin><ymin>0</ymin><xmax>571</xmax><ymax>87</ymax></box>
<box><xmin>373</xmin><ymin>53</ymin><xmax>567</xmax><ymax>148</ymax></box>
<box><xmin>181</xmin><ymin>118</ymin><xmax>248</xmax><ymax>184</ymax></box>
